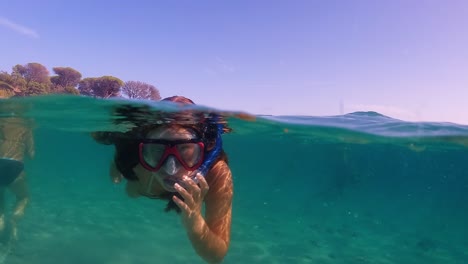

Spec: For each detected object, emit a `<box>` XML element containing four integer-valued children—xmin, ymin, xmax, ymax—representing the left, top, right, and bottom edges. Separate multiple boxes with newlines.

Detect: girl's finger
<box><xmin>196</xmin><ymin>174</ymin><xmax>209</xmax><ymax>197</ymax></box>
<box><xmin>173</xmin><ymin>195</ymin><xmax>190</xmax><ymax>214</ymax></box>
<box><xmin>181</xmin><ymin>176</ymin><xmax>200</xmax><ymax>197</ymax></box>
<box><xmin>174</xmin><ymin>183</ymin><xmax>194</xmax><ymax>207</ymax></box>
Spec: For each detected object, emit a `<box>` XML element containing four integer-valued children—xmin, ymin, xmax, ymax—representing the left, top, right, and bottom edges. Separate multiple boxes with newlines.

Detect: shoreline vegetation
<box><xmin>0</xmin><ymin>62</ymin><xmax>161</xmax><ymax>101</ymax></box>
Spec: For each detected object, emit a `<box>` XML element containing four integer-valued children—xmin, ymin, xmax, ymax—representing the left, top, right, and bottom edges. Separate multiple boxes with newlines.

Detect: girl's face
<box><xmin>138</xmin><ymin>125</ymin><xmax>202</xmax><ymax>192</ymax></box>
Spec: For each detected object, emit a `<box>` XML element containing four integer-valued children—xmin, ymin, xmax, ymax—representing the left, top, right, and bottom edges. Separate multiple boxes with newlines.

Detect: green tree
<box><xmin>77</xmin><ymin>77</ymin><xmax>95</xmax><ymax>96</ymax></box>
<box><xmin>25</xmin><ymin>81</ymin><xmax>50</xmax><ymax>96</ymax></box>
<box><xmin>0</xmin><ymin>71</ymin><xmax>26</xmax><ymax>95</ymax></box>
<box><xmin>122</xmin><ymin>81</ymin><xmax>161</xmax><ymax>100</ymax></box>
<box><xmin>0</xmin><ymin>80</ymin><xmax>15</xmax><ymax>97</ymax></box>
<box><xmin>0</xmin><ymin>72</ymin><xmax>14</xmax><ymax>91</ymax></box>
<box><xmin>10</xmin><ymin>63</ymin><xmax>51</xmax><ymax>96</ymax></box>
<box><xmin>50</xmin><ymin>67</ymin><xmax>82</xmax><ymax>94</ymax></box>
<box><xmin>13</xmin><ymin>63</ymin><xmax>50</xmax><ymax>85</ymax></box>
<box><xmin>0</xmin><ymin>80</ymin><xmax>14</xmax><ymax>90</ymax></box>
<box><xmin>78</xmin><ymin>76</ymin><xmax>123</xmax><ymax>98</ymax></box>
<box><xmin>63</xmin><ymin>86</ymin><xmax>80</xmax><ymax>95</ymax></box>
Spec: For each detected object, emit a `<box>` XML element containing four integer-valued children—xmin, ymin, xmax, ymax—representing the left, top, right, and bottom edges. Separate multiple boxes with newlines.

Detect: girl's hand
<box><xmin>173</xmin><ymin>174</ymin><xmax>209</xmax><ymax>235</ymax></box>
<box><xmin>110</xmin><ymin>161</ymin><xmax>123</xmax><ymax>184</ymax></box>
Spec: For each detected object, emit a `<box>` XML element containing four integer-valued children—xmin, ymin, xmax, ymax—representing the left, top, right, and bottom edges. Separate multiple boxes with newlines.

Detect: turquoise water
<box><xmin>1</xmin><ymin>95</ymin><xmax>468</xmax><ymax>263</ymax></box>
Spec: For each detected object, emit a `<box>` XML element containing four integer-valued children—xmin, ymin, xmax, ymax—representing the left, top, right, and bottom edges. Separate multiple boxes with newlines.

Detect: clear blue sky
<box><xmin>1</xmin><ymin>1</ymin><xmax>467</xmax><ymax>124</ymax></box>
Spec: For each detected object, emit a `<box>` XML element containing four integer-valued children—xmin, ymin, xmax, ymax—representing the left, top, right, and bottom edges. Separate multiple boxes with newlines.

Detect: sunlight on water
<box><xmin>0</xmin><ymin>95</ymin><xmax>467</xmax><ymax>263</ymax></box>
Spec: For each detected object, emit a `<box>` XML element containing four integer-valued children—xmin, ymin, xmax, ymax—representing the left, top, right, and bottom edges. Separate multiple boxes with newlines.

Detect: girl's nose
<box><xmin>162</xmin><ymin>155</ymin><xmax>180</xmax><ymax>175</ymax></box>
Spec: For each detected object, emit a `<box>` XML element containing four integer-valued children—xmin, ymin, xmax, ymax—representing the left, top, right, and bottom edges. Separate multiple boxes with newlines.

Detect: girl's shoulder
<box><xmin>206</xmin><ymin>160</ymin><xmax>232</xmax><ymax>189</ymax></box>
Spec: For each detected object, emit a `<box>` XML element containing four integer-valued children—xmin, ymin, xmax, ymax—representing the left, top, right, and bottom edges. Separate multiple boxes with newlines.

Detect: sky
<box><xmin>1</xmin><ymin>0</ymin><xmax>468</xmax><ymax>124</ymax></box>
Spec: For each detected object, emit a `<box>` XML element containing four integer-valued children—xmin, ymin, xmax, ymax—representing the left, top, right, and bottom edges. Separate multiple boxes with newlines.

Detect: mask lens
<box><xmin>142</xmin><ymin>143</ymin><xmax>166</xmax><ymax>168</ymax></box>
<box><xmin>176</xmin><ymin>143</ymin><xmax>202</xmax><ymax>167</ymax></box>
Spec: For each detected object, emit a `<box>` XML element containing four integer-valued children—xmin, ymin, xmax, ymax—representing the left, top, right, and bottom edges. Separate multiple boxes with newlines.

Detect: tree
<box><xmin>25</xmin><ymin>81</ymin><xmax>50</xmax><ymax>96</ymax></box>
<box><xmin>121</xmin><ymin>81</ymin><xmax>161</xmax><ymax>100</ymax></box>
<box><xmin>50</xmin><ymin>67</ymin><xmax>82</xmax><ymax>93</ymax></box>
<box><xmin>63</xmin><ymin>86</ymin><xmax>80</xmax><ymax>95</ymax></box>
<box><xmin>0</xmin><ymin>70</ymin><xmax>26</xmax><ymax>95</ymax></box>
<box><xmin>78</xmin><ymin>76</ymin><xmax>123</xmax><ymax>98</ymax></box>
<box><xmin>0</xmin><ymin>80</ymin><xmax>15</xmax><ymax>98</ymax></box>
<box><xmin>13</xmin><ymin>63</ymin><xmax>50</xmax><ymax>84</ymax></box>
<box><xmin>9</xmin><ymin>63</ymin><xmax>51</xmax><ymax>96</ymax></box>
<box><xmin>77</xmin><ymin>77</ymin><xmax>94</xmax><ymax>96</ymax></box>
<box><xmin>94</xmin><ymin>76</ymin><xmax>123</xmax><ymax>98</ymax></box>
<box><xmin>0</xmin><ymin>72</ymin><xmax>14</xmax><ymax>90</ymax></box>
<box><xmin>0</xmin><ymin>80</ymin><xmax>13</xmax><ymax>91</ymax></box>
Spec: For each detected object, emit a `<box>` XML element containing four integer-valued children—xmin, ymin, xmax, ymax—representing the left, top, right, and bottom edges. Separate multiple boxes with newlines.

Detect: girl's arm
<box><xmin>173</xmin><ymin>161</ymin><xmax>233</xmax><ymax>263</ymax></box>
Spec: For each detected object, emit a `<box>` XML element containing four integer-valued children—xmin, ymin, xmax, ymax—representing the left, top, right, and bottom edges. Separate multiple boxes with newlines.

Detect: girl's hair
<box><xmin>92</xmin><ymin>96</ymin><xmax>231</xmax><ymax>213</ymax></box>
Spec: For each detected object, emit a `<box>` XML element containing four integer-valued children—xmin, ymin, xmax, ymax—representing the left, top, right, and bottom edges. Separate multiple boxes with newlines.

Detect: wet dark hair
<box><xmin>92</xmin><ymin>96</ymin><xmax>231</xmax><ymax>213</ymax></box>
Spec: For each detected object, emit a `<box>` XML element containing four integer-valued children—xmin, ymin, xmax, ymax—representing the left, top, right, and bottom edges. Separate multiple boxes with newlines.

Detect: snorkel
<box><xmin>195</xmin><ymin>121</ymin><xmax>224</xmax><ymax>177</ymax></box>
